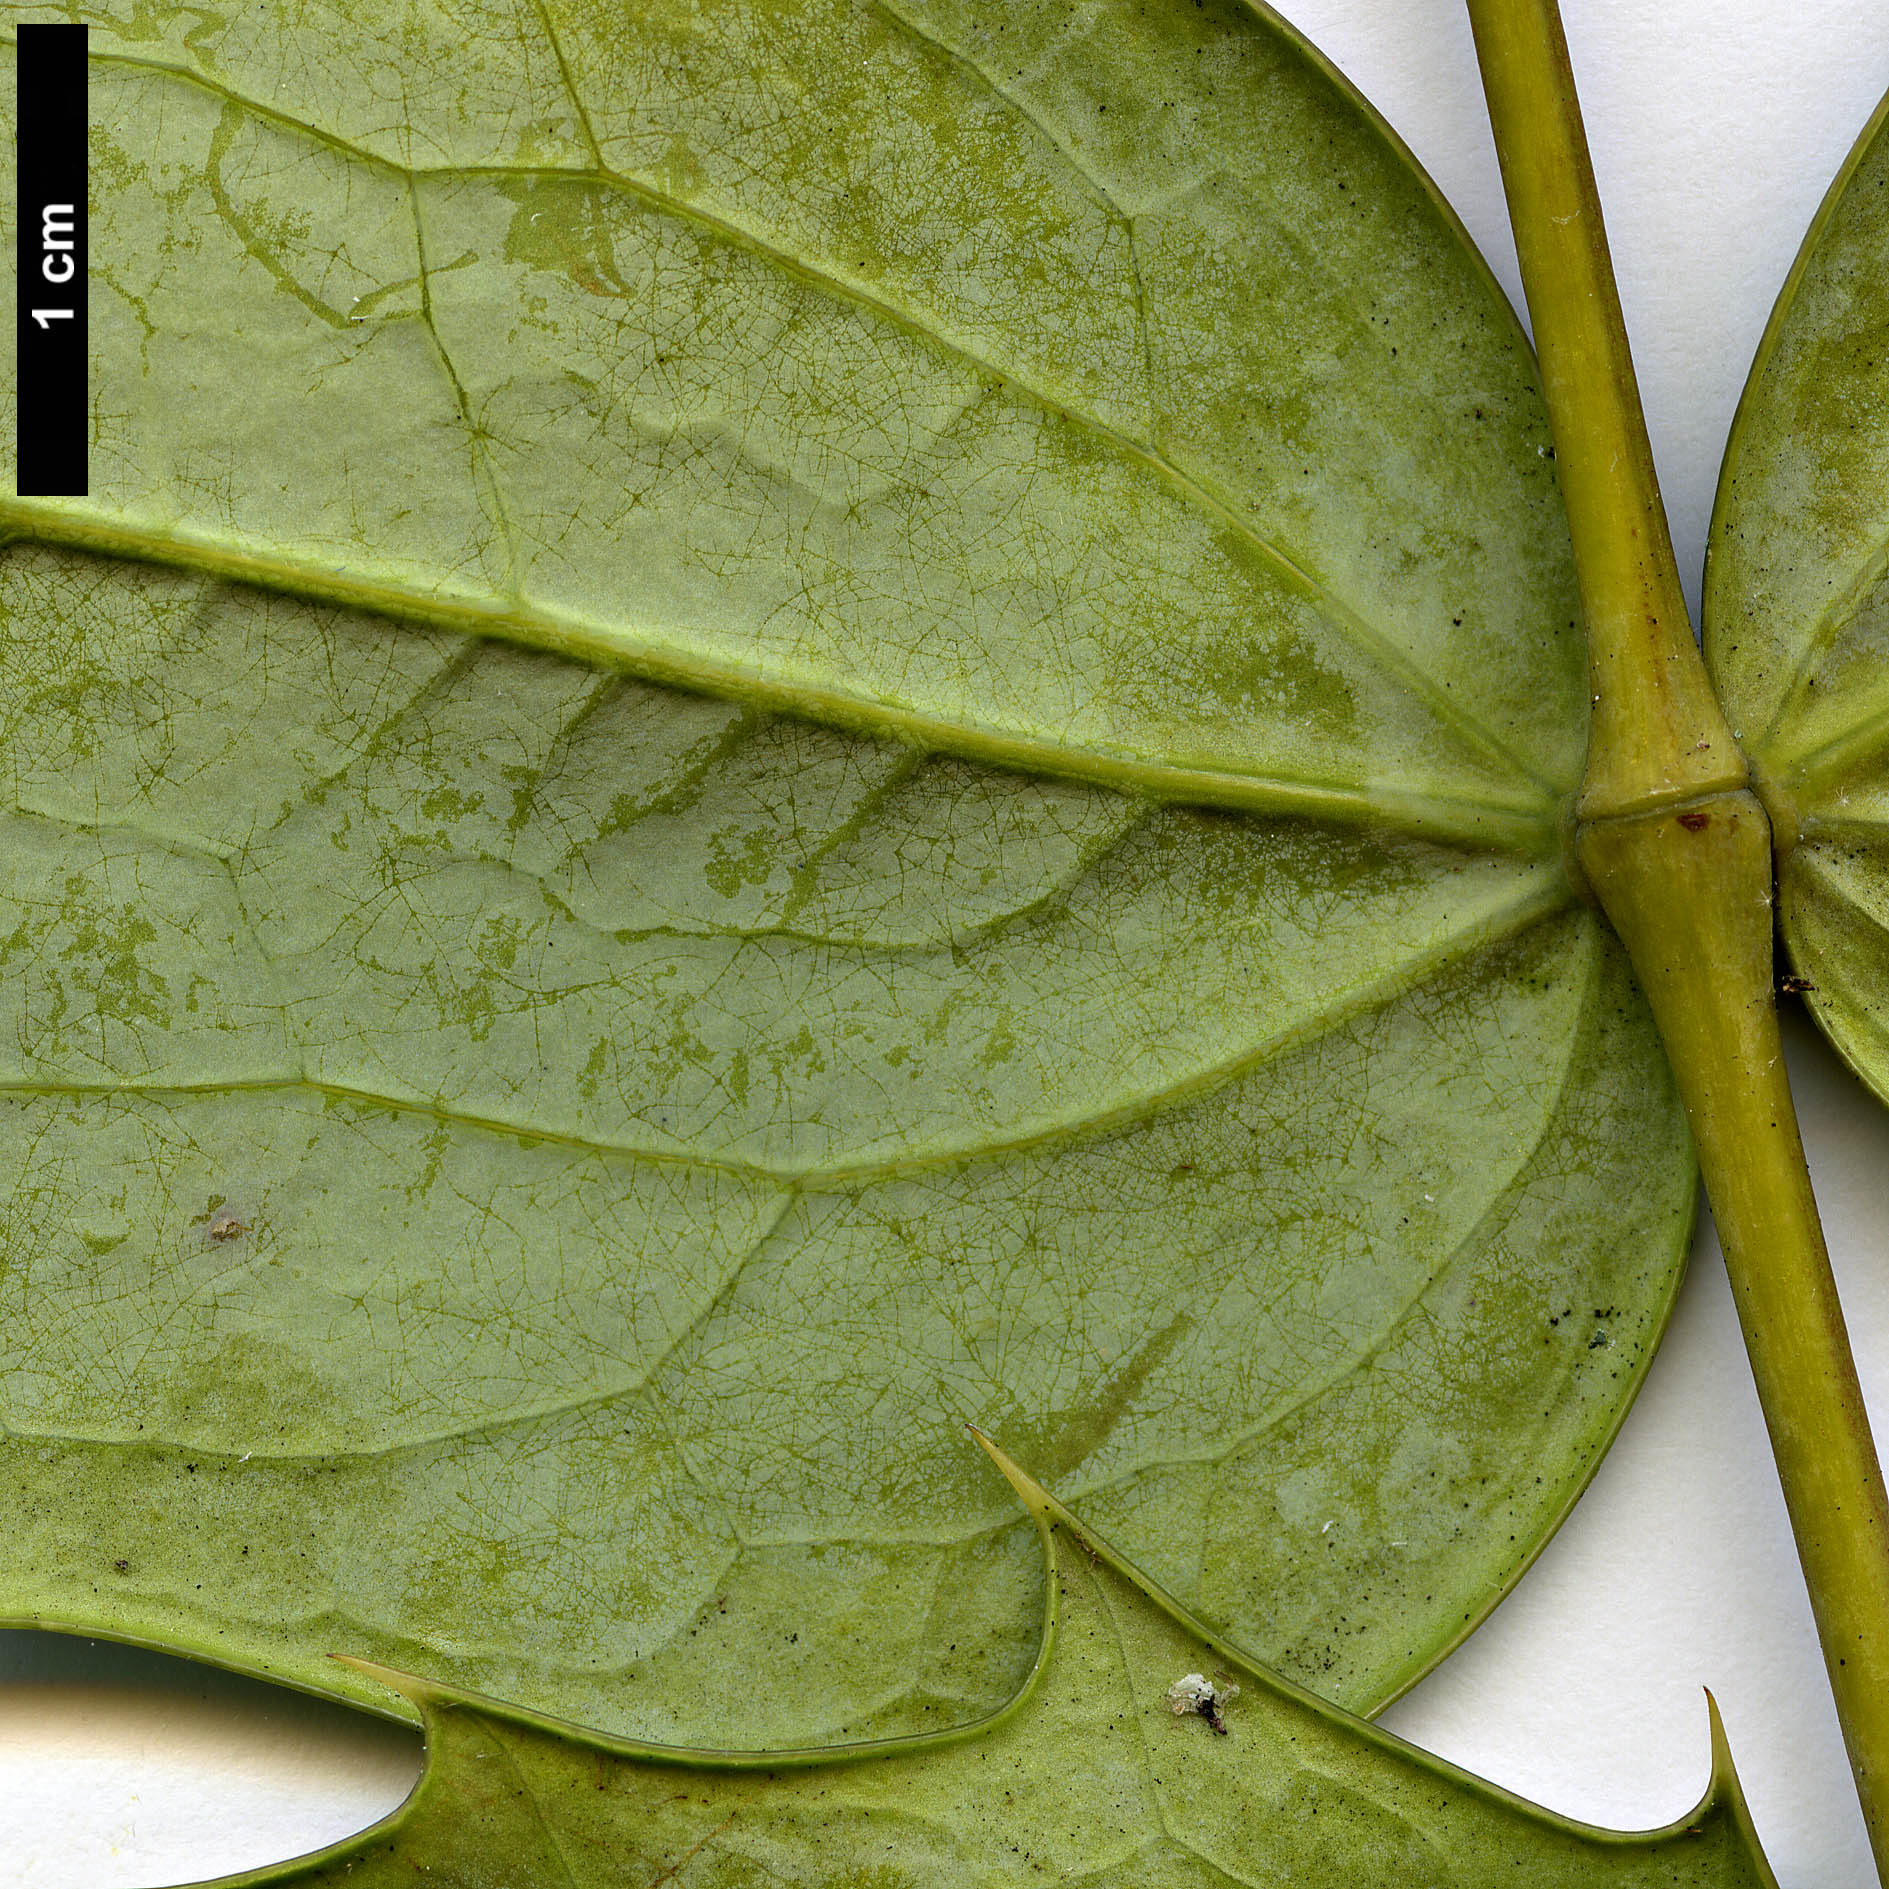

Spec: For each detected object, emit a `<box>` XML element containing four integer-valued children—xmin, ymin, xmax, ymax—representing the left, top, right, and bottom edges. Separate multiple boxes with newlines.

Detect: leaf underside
<box><xmin>0</xmin><ymin>0</ymin><xmax>1694</xmax><ymax>1765</ymax></box>
<box><xmin>1707</xmin><ymin>78</ymin><xmax>1889</xmax><ymax>1100</ymax></box>
<box><xmin>198</xmin><ymin>1441</ymin><xmax>1775</xmax><ymax>1889</ymax></box>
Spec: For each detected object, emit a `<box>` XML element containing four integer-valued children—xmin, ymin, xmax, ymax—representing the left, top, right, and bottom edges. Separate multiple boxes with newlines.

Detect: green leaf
<box><xmin>191</xmin><ymin>1437</ymin><xmax>1777</xmax><ymax>1889</ymax></box>
<box><xmin>1</xmin><ymin>0</ymin><xmax>1691</xmax><ymax>1759</ymax></box>
<box><xmin>1707</xmin><ymin>81</ymin><xmax>1889</xmax><ymax>1099</ymax></box>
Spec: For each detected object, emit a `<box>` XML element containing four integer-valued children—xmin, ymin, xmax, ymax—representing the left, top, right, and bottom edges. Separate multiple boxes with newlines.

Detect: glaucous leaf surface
<box><xmin>0</xmin><ymin>0</ymin><xmax>1692</xmax><ymax>1747</ymax></box>
<box><xmin>1708</xmin><ymin>85</ymin><xmax>1889</xmax><ymax>1099</ymax></box>
<box><xmin>190</xmin><ymin>1443</ymin><xmax>1778</xmax><ymax>1889</ymax></box>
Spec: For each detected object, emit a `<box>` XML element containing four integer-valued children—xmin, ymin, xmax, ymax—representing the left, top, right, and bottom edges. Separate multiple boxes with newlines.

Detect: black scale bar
<box><xmin>15</xmin><ymin>23</ymin><xmax>88</xmax><ymax>498</ymax></box>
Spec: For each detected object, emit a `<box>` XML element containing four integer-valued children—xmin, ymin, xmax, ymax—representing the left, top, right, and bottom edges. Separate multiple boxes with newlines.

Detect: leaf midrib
<box><xmin>2</xmin><ymin>506</ymin><xmax>1558</xmax><ymax>848</ymax></box>
<box><xmin>0</xmin><ymin>864</ymin><xmax>1572</xmax><ymax>1194</ymax></box>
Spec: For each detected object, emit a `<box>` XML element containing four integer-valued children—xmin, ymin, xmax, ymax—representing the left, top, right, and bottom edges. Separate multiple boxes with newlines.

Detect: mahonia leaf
<box><xmin>0</xmin><ymin>536</ymin><xmax>1691</xmax><ymax>1745</ymax></box>
<box><xmin>1707</xmin><ymin>79</ymin><xmax>1889</xmax><ymax>1097</ymax></box>
<box><xmin>181</xmin><ymin>1437</ymin><xmax>1776</xmax><ymax>1889</ymax></box>
<box><xmin>0</xmin><ymin>0</ymin><xmax>1692</xmax><ymax>1757</ymax></box>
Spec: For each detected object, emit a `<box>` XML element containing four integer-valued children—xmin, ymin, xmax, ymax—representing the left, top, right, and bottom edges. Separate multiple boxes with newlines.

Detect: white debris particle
<box><xmin>1166</xmin><ymin>1673</ymin><xmax>1240</xmax><ymax>1733</ymax></box>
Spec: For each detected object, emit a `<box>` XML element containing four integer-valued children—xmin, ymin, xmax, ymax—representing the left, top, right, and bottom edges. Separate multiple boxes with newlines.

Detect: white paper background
<box><xmin>6</xmin><ymin>2</ymin><xmax>1889</xmax><ymax>1882</ymax></box>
